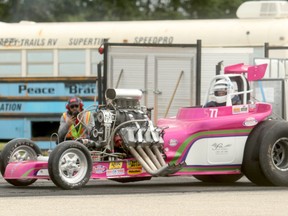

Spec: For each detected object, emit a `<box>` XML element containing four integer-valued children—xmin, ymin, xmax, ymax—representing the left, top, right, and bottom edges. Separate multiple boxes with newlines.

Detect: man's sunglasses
<box><xmin>70</xmin><ymin>105</ymin><xmax>79</xmax><ymax>109</ymax></box>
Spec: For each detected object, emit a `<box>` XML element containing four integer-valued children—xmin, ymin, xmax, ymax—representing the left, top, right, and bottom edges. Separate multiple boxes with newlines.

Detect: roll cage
<box><xmin>204</xmin><ymin>63</ymin><xmax>268</xmax><ymax>106</ymax></box>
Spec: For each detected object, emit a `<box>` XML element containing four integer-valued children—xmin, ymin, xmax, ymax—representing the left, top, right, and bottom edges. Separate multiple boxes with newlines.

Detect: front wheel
<box><xmin>0</xmin><ymin>138</ymin><xmax>41</xmax><ymax>186</ymax></box>
<box><xmin>48</xmin><ymin>141</ymin><xmax>92</xmax><ymax>190</ymax></box>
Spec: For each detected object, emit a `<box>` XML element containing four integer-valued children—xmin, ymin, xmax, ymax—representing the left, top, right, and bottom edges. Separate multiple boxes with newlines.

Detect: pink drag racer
<box><xmin>1</xmin><ymin>63</ymin><xmax>288</xmax><ymax>189</ymax></box>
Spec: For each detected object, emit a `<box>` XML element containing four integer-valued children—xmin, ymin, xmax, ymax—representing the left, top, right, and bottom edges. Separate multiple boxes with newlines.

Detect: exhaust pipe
<box><xmin>151</xmin><ymin>145</ymin><xmax>166</xmax><ymax>166</ymax></box>
<box><xmin>128</xmin><ymin>146</ymin><xmax>169</xmax><ymax>176</ymax></box>
<box><xmin>144</xmin><ymin>146</ymin><xmax>162</xmax><ymax>169</ymax></box>
<box><xmin>128</xmin><ymin>144</ymin><xmax>184</xmax><ymax>176</ymax></box>
<box><xmin>136</xmin><ymin>145</ymin><xmax>158</xmax><ymax>171</ymax></box>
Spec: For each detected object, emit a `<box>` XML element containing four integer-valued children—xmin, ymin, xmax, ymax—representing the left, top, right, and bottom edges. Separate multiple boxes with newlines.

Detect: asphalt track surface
<box><xmin>1</xmin><ymin>176</ymin><xmax>288</xmax><ymax>216</ymax></box>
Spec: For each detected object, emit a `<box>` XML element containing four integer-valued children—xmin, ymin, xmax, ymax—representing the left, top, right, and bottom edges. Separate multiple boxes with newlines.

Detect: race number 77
<box><xmin>209</xmin><ymin>108</ymin><xmax>218</xmax><ymax>118</ymax></box>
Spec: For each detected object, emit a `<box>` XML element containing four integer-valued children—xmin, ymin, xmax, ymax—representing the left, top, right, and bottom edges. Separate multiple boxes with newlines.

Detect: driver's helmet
<box><xmin>213</xmin><ymin>79</ymin><xmax>231</xmax><ymax>104</ymax></box>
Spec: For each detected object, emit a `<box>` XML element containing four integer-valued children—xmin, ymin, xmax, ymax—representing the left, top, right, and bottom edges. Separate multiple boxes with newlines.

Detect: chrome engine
<box><xmin>86</xmin><ymin>88</ymin><xmax>182</xmax><ymax>176</ymax></box>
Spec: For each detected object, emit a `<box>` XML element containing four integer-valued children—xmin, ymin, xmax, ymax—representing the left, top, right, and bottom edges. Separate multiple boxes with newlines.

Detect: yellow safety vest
<box><xmin>63</xmin><ymin>112</ymin><xmax>91</xmax><ymax>139</ymax></box>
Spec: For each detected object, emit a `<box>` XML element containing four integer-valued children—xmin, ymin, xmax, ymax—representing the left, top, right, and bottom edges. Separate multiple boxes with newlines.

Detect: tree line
<box><xmin>0</xmin><ymin>0</ymin><xmax>247</xmax><ymax>22</ymax></box>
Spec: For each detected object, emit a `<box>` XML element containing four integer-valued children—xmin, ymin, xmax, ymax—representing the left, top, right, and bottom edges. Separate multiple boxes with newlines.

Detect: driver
<box><xmin>205</xmin><ymin>79</ymin><xmax>241</xmax><ymax>107</ymax></box>
<box><xmin>57</xmin><ymin>97</ymin><xmax>95</xmax><ymax>143</ymax></box>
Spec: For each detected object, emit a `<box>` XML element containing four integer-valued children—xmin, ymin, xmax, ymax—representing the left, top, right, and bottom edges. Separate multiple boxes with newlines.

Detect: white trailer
<box><xmin>104</xmin><ymin>43</ymin><xmax>257</xmax><ymax>122</ymax></box>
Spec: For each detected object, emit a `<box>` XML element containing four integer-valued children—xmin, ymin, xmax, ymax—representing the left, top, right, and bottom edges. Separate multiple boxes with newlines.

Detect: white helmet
<box><xmin>213</xmin><ymin>79</ymin><xmax>231</xmax><ymax>104</ymax></box>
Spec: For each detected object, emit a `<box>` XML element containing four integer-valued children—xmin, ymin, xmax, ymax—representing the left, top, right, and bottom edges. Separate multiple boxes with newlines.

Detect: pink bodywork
<box><xmin>4</xmin><ymin>63</ymin><xmax>271</xmax><ymax>180</ymax></box>
<box><xmin>158</xmin><ymin>103</ymin><xmax>271</xmax><ymax>166</ymax></box>
<box><xmin>4</xmin><ymin>102</ymin><xmax>272</xmax><ymax>180</ymax></box>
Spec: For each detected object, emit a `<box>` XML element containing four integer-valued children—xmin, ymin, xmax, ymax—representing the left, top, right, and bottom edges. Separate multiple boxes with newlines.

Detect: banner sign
<box><xmin>0</xmin><ymin>82</ymin><xmax>97</xmax><ymax>97</ymax></box>
<box><xmin>0</xmin><ymin>101</ymin><xmax>97</xmax><ymax>113</ymax></box>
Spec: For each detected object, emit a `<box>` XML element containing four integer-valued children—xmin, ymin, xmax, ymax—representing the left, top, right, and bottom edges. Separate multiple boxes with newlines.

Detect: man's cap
<box><xmin>68</xmin><ymin>97</ymin><xmax>81</xmax><ymax>106</ymax></box>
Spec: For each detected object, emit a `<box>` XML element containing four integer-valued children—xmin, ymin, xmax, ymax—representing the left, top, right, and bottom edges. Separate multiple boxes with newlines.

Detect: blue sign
<box><xmin>0</xmin><ymin>82</ymin><xmax>97</xmax><ymax>97</ymax></box>
<box><xmin>0</xmin><ymin>101</ymin><xmax>98</xmax><ymax>113</ymax></box>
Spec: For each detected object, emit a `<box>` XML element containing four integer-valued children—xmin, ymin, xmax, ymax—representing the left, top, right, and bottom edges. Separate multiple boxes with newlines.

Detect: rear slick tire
<box><xmin>258</xmin><ymin>121</ymin><xmax>288</xmax><ymax>186</ymax></box>
<box><xmin>241</xmin><ymin>120</ymin><xmax>277</xmax><ymax>186</ymax></box>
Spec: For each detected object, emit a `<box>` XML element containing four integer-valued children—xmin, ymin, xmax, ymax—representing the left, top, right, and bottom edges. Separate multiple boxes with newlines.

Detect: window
<box><xmin>27</xmin><ymin>50</ymin><xmax>53</xmax><ymax>76</ymax></box>
<box><xmin>58</xmin><ymin>50</ymin><xmax>85</xmax><ymax>76</ymax></box>
<box><xmin>0</xmin><ymin>51</ymin><xmax>21</xmax><ymax>77</ymax></box>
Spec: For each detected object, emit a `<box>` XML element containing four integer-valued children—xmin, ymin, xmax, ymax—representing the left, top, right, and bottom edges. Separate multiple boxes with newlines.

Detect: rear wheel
<box><xmin>242</xmin><ymin>120</ymin><xmax>288</xmax><ymax>186</ymax></box>
<box><xmin>241</xmin><ymin>120</ymin><xmax>277</xmax><ymax>186</ymax></box>
<box><xmin>48</xmin><ymin>141</ymin><xmax>92</xmax><ymax>190</ymax></box>
<box><xmin>258</xmin><ymin>121</ymin><xmax>288</xmax><ymax>186</ymax></box>
<box><xmin>0</xmin><ymin>138</ymin><xmax>41</xmax><ymax>186</ymax></box>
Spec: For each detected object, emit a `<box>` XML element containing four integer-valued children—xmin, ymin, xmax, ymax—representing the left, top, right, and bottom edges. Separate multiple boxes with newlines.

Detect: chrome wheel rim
<box><xmin>59</xmin><ymin>148</ymin><xmax>88</xmax><ymax>184</ymax></box>
<box><xmin>10</xmin><ymin>146</ymin><xmax>38</xmax><ymax>162</ymax></box>
<box><xmin>272</xmin><ymin>138</ymin><xmax>288</xmax><ymax>171</ymax></box>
